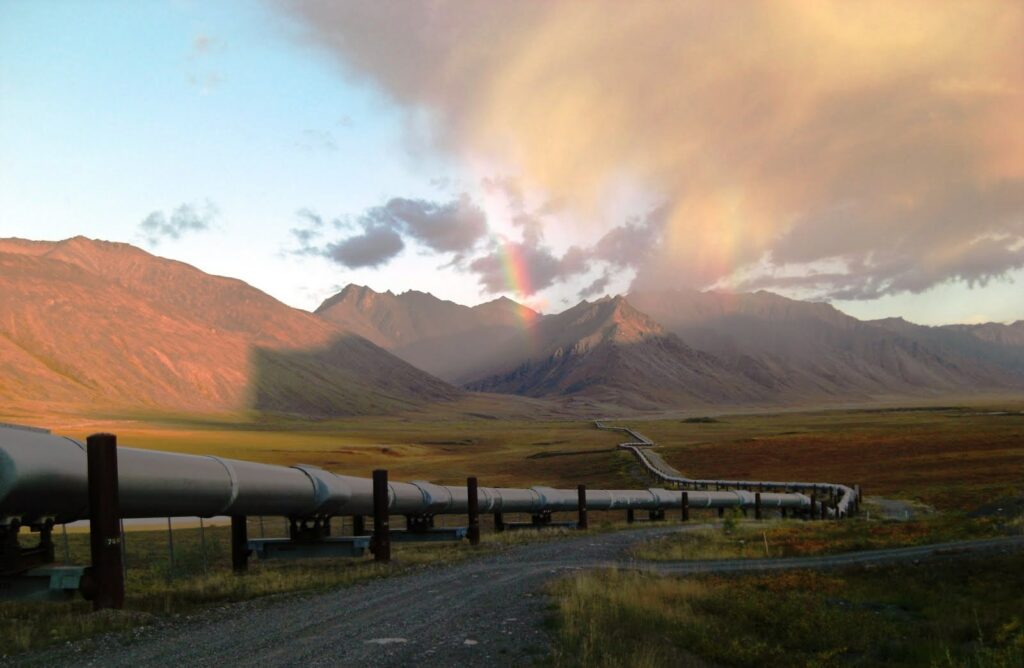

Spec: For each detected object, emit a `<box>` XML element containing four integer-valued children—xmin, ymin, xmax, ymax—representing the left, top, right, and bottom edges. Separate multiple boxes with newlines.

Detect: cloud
<box><xmin>592</xmin><ymin>205</ymin><xmax>668</xmax><ymax>268</ymax></box>
<box><xmin>578</xmin><ymin>270</ymin><xmax>612</xmax><ymax>299</ymax></box>
<box><xmin>368</xmin><ymin>195</ymin><xmax>487</xmax><ymax>253</ymax></box>
<box><xmin>469</xmin><ymin>241</ymin><xmax>590</xmax><ymax>296</ymax></box>
<box><xmin>279</xmin><ymin>1</ymin><xmax>1024</xmax><ymax>300</ymax></box>
<box><xmin>138</xmin><ymin>201</ymin><xmax>218</xmax><ymax>245</ymax></box>
<box><xmin>325</xmin><ymin>224</ymin><xmax>405</xmax><ymax>268</ymax></box>
<box><xmin>288</xmin><ymin>194</ymin><xmax>486</xmax><ymax>268</ymax></box>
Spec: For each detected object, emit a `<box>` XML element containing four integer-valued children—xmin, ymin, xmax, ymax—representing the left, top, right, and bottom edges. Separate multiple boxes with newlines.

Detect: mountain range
<box><xmin>0</xmin><ymin>237</ymin><xmax>458</xmax><ymax>416</ymax></box>
<box><xmin>3</xmin><ymin>236</ymin><xmax>1023</xmax><ymax>417</ymax></box>
<box><xmin>314</xmin><ymin>282</ymin><xmax>1024</xmax><ymax>409</ymax></box>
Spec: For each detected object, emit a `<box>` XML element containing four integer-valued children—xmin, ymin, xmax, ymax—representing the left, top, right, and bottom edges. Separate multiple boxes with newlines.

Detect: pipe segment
<box><xmin>0</xmin><ymin>424</ymin><xmax>836</xmax><ymax>525</ymax></box>
<box><xmin>595</xmin><ymin>420</ymin><xmax>858</xmax><ymax>518</ymax></box>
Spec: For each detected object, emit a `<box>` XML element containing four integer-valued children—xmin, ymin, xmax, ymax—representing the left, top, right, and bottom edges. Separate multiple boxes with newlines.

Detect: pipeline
<box><xmin>595</xmin><ymin>421</ymin><xmax>858</xmax><ymax>518</ymax></box>
<box><xmin>0</xmin><ymin>423</ymin><xmax>828</xmax><ymax>528</ymax></box>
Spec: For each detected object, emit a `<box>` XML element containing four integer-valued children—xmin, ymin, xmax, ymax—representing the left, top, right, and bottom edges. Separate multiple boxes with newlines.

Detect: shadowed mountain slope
<box><xmin>315</xmin><ymin>284</ymin><xmax>537</xmax><ymax>383</ymax></box>
<box><xmin>463</xmin><ymin>296</ymin><xmax>778</xmax><ymax>409</ymax></box>
<box><xmin>628</xmin><ymin>289</ymin><xmax>1023</xmax><ymax>398</ymax></box>
<box><xmin>0</xmin><ymin>237</ymin><xmax>458</xmax><ymax>416</ymax></box>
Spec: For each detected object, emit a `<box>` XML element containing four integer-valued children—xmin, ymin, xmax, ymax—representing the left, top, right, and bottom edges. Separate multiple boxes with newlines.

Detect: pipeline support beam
<box><xmin>467</xmin><ymin>477</ymin><xmax>480</xmax><ymax>546</ymax></box>
<box><xmin>372</xmin><ymin>470</ymin><xmax>390</xmax><ymax>563</ymax></box>
<box><xmin>85</xmin><ymin>433</ymin><xmax>124</xmax><ymax>610</ymax></box>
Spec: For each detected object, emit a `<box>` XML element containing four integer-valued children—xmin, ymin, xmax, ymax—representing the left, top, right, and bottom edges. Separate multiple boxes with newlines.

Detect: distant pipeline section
<box><xmin>0</xmin><ymin>424</ymin><xmax>818</xmax><ymax>527</ymax></box>
<box><xmin>595</xmin><ymin>421</ymin><xmax>859</xmax><ymax>519</ymax></box>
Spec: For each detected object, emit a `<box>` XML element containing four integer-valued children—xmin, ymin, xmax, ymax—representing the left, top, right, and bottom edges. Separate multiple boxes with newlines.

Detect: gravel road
<box><xmin>13</xmin><ymin>528</ymin><xmax>1024</xmax><ymax>668</ymax></box>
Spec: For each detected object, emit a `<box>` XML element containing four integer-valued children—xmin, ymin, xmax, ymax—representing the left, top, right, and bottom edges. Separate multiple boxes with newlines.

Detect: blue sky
<box><xmin>2</xmin><ymin>2</ymin><xmax>1022</xmax><ymax>325</ymax></box>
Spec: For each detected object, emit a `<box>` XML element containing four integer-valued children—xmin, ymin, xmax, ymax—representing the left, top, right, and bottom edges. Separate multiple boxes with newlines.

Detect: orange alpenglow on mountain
<box><xmin>0</xmin><ymin>237</ymin><xmax>458</xmax><ymax>417</ymax></box>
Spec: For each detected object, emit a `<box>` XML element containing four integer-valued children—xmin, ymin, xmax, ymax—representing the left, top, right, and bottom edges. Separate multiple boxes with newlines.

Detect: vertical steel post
<box><xmin>577</xmin><ymin>484</ymin><xmax>588</xmax><ymax>530</ymax></box>
<box><xmin>717</xmin><ymin>507</ymin><xmax>724</xmax><ymax>518</ymax></box>
<box><xmin>493</xmin><ymin>512</ymin><xmax>505</xmax><ymax>532</ymax></box>
<box><xmin>467</xmin><ymin>476</ymin><xmax>480</xmax><ymax>546</ymax></box>
<box><xmin>231</xmin><ymin>516</ymin><xmax>248</xmax><ymax>573</ymax></box>
<box><xmin>681</xmin><ymin>491</ymin><xmax>690</xmax><ymax>522</ymax></box>
<box><xmin>809</xmin><ymin>493</ymin><xmax>817</xmax><ymax>521</ymax></box>
<box><xmin>85</xmin><ymin>433</ymin><xmax>124</xmax><ymax>610</ymax></box>
<box><xmin>372</xmin><ymin>469</ymin><xmax>390</xmax><ymax>563</ymax></box>
<box><xmin>119</xmin><ymin>518</ymin><xmax>127</xmax><ymax>580</ymax></box>
<box><xmin>755</xmin><ymin>492</ymin><xmax>762</xmax><ymax>520</ymax></box>
<box><xmin>166</xmin><ymin>518</ymin><xmax>175</xmax><ymax>580</ymax></box>
<box><xmin>199</xmin><ymin>517</ymin><xmax>207</xmax><ymax>573</ymax></box>
<box><xmin>352</xmin><ymin>515</ymin><xmax>366</xmax><ymax>536</ymax></box>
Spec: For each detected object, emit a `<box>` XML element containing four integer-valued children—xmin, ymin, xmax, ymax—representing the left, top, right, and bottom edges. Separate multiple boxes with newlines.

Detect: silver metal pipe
<box><xmin>595</xmin><ymin>420</ymin><xmax>858</xmax><ymax>517</ymax></box>
<box><xmin>0</xmin><ymin>424</ymin><xmax>823</xmax><ymax>525</ymax></box>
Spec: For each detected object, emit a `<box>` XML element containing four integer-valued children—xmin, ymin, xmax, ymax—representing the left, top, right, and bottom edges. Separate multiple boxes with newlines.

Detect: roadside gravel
<box><xmin>10</xmin><ymin>528</ymin><xmax>1024</xmax><ymax>668</ymax></box>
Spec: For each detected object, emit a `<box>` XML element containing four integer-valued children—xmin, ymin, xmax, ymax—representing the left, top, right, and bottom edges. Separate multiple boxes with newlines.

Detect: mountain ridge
<box><xmin>0</xmin><ymin>237</ymin><xmax>459</xmax><ymax>416</ymax></box>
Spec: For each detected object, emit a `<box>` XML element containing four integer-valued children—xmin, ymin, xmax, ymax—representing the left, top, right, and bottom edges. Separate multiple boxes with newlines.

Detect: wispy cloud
<box><xmin>137</xmin><ymin>201</ymin><xmax>219</xmax><ymax>246</ymax></box>
<box><xmin>288</xmin><ymin>195</ymin><xmax>487</xmax><ymax>269</ymax></box>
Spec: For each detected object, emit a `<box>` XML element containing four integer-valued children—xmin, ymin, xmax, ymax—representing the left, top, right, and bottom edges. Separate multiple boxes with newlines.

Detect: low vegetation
<box><xmin>632</xmin><ymin>513</ymin><xmax>1021</xmax><ymax>561</ymax></box>
<box><xmin>0</xmin><ymin>518</ymin><xmax>623</xmax><ymax>655</ymax></box>
<box><xmin>549</xmin><ymin>553</ymin><xmax>1024</xmax><ymax>667</ymax></box>
<box><xmin>3</xmin><ymin>403</ymin><xmax>1022</xmax><ymax>659</ymax></box>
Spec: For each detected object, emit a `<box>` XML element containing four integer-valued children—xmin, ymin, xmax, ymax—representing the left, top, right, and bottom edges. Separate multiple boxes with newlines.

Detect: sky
<box><xmin>1</xmin><ymin>1</ymin><xmax>1023</xmax><ymax>325</ymax></box>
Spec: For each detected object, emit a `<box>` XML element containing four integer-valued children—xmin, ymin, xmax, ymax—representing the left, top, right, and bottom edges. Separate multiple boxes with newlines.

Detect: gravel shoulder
<box><xmin>11</xmin><ymin>528</ymin><xmax>1024</xmax><ymax>668</ymax></box>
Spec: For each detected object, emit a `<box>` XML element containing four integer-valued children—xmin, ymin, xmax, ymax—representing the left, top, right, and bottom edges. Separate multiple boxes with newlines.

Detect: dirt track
<box><xmin>14</xmin><ymin>528</ymin><xmax>1024</xmax><ymax>668</ymax></box>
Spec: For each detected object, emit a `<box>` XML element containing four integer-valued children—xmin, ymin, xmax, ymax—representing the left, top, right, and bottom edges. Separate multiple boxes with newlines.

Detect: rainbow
<box><xmin>495</xmin><ymin>242</ymin><xmax>542</xmax><ymax>354</ymax></box>
<box><xmin>498</xmin><ymin>242</ymin><xmax>532</xmax><ymax>300</ymax></box>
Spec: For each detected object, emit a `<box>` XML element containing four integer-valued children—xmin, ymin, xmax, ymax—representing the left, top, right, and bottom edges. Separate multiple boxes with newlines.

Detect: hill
<box><xmin>463</xmin><ymin>296</ymin><xmax>778</xmax><ymax>409</ymax></box>
<box><xmin>315</xmin><ymin>284</ymin><xmax>537</xmax><ymax>383</ymax></box>
<box><xmin>627</xmin><ymin>289</ymin><xmax>1022</xmax><ymax>398</ymax></box>
<box><xmin>0</xmin><ymin>237</ymin><xmax>459</xmax><ymax>416</ymax></box>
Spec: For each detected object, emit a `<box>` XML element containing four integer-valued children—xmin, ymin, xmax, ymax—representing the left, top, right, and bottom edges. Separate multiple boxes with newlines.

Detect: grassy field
<box><xmin>632</xmin><ymin>513</ymin><xmax>1022</xmax><ymax>561</ymax></box>
<box><xmin>5</xmin><ymin>402</ymin><xmax>1022</xmax><ymax>502</ymax></box>
<box><xmin>549</xmin><ymin>554</ymin><xmax>1024</xmax><ymax>667</ymax></box>
<box><xmin>632</xmin><ymin>404</ymin><xmax>1024</xmax><ymax>510</ymax></box>
<box><xmin>2</xmin><ymin>401</ymin><xmax>1023</xmax><ymax>658</ymax></box>
<box><xmin>2</xmin><ymin>518</ymin><xmax>625</xmax><ymax>655</ymax></box>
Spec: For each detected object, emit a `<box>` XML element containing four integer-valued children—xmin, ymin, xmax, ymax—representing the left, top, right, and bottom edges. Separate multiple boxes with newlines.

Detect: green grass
<box><xmin>549</xmin><ymin>554</ymin><xmax>1024</xmax><ymax>667</ymax></box>
<box><xmin>632</xmin><ymin>513</ymin><xmax>1021</xmax><ymax>561</ymax></box>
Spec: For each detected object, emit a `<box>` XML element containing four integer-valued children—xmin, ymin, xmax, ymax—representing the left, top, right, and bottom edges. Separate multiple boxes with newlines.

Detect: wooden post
<box><xmin>372</xmin><ymin>469</ymin><xmax>390</xmax><ymax>563</ymax></box>
<box><xmin>352</xmin><ymin>515</ymin><xmax>366</xmax><ymax>536</ymax></box>
<box><xmin>85</xmin><ymin>433</ymin><xmax>124</xmax><ymax>610</ymax></box>
<box><xmin>681</xmin><ymin>491</ymin><xmax>690</xmax><ymax>522</ymax></box>
<box><xmin>755</xmin><ymin>492</ymin><xmax>762</xmax><ymax>520</ymax></box>
<box><xmin>494</xmin><ymin>512</ymin><xmax>505</xmax><ymax>533</ymax></box>
<box><xmin>231</xmin><ymin>516</ymin><xmax>248</xmax><ymax>573</ymax></box>
<box><xmin>577</xmin><ymin>484</ymin><xmax>588</xmax><ymax>530</ymax></box>
<box><xmin>717</xmin><ymin>507</ymin><xmax>724</xmax><ymax>518</ymax></box>
<box><xmin>467</xmin><ymin>476</ymin><xmax>480</xmax><ymax>546</ymax></box>
<box><xmin>626</xmin><ymin>508</ymin><xmax>635</xmax><ymax>524</ymax></box>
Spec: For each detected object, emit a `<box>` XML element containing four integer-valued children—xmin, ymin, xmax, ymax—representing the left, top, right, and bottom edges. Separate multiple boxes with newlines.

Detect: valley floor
<box><xmin>2</xmin><ymin>401</ymin><xmax>1022</xmax><ymax>664</ymax></box>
